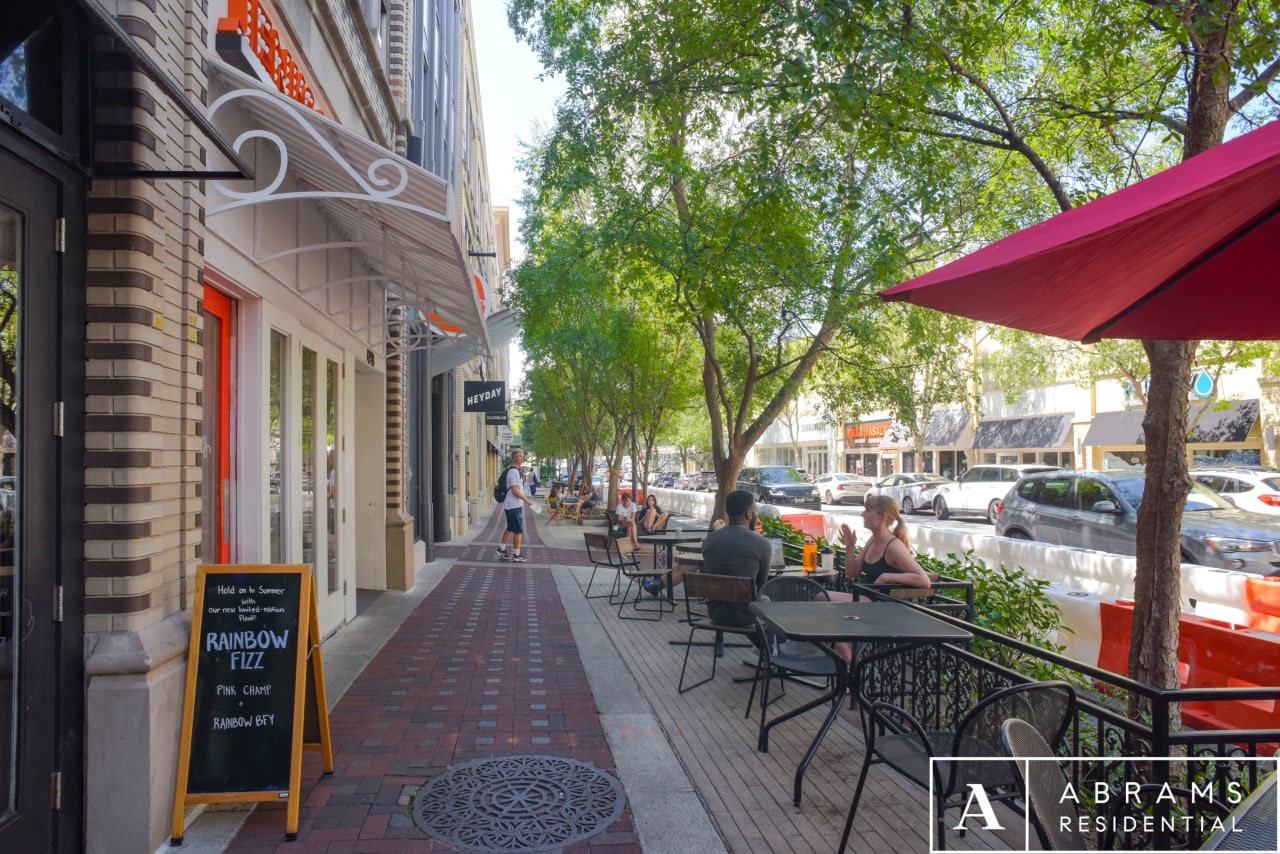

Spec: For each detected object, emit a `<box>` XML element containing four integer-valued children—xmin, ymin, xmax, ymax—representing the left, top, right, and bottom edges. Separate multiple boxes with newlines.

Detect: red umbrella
<box><xmin>880</xmin><ymin>120</ymin><xmax>1280</xmax><ymax>343</ymax></box>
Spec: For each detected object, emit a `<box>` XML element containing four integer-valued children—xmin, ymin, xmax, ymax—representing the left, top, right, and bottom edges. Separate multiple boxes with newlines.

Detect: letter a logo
<box><xmin>953</xmin><ymin>784</ymin><xmax>1005</xmax><ymax>832</ymax></box>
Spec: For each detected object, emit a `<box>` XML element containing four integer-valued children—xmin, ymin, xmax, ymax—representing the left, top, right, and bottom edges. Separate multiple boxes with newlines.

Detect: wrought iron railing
<box><xmin>856</xmin><ymin>602</ymin><xmax>1280</xmax><ymax>850</ymax></box>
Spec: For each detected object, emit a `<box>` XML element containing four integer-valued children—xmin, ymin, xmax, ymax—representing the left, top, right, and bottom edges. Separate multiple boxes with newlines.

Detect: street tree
<box><xmin>810</xmin><ymin>303</ymin><xmax>975</xmax><ymax>472</ymax></box>
<box><xmin>510</xmin><ymin>0</ymin><xmax>924</xmax><ymax>520</ymax></box>
<box><xmin>799</xmin><ymin>0</ymin><xmax>1279</xmax><ymax>705</ymax></box>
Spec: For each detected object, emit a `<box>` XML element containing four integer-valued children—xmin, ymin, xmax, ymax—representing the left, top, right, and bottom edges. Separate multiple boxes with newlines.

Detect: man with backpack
<box><xmin>495</xmin><ymin>449</ymin><xmax>534</xmax><ymax>562</ymax></box>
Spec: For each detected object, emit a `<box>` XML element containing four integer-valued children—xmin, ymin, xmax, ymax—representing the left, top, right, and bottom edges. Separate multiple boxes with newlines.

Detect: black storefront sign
<box><xmin>171</xmin><ymin>565</ymin><xmax>332</xmax><ymax>842</ymax></box>
<box><xmin>463</xmin><ymin>381</ymin><xmax>506</xmax><ymax>412</ymax></box>
<box><xmin>485</xmin><ymin>411</ymin><xmax>509</xmax><ymax>425</ymax></box>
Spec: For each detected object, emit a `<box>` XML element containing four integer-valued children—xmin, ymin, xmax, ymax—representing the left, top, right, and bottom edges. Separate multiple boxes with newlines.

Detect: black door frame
<box><xmin>0</xmin><ymin>131</ymin><xmax>86</xmax><ymax>854</ymax></box>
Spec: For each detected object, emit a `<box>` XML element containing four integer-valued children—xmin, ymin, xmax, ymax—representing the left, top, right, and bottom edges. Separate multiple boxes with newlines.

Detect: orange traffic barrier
<box><xmin>1245</xmin><ymin>576</ymin><xmax>1280</xmax><ymax>634</ymax></box>
<box><xmin>1098</xmin><ymin>601</ymin><xmax>1280</xmax><ymax>738</ymax></box>
<box><xmin>777</xmin><ymin>511</ymin><xmax>827</xmax><ymax>541</ymax></box>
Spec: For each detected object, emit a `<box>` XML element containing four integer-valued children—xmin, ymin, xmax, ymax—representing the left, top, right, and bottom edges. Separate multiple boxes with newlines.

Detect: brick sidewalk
<box><xmin>222</xmin><ymin>509</ymin><xmax>641</xmax><ymax>853</ymax></box>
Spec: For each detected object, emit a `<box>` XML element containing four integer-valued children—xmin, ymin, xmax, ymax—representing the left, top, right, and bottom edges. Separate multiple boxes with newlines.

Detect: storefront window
<box><xmin>0</xmin><ymin>6</ymin><xmax>63</xmax><ymax>132</ymax></box>
<box><xmin>301</xmin><ymin>348</ymin><xmax>316</xmax><ymax>574</ymax></box>
<box><xmin>325</xmin><ymin>359</ymin><xmax>338</xmax><ymax>595</ymax></box>
<box><xmin>1193</xmin><ymin>449</ymin><xmax>1261</xmax><ymax>467</ymax></box>
<box><xmin>268</xmin><ymin>331</ymin><xmax>286</xmax><ymax>562</ymax></box>
<box><xmin>0</xmin><ymin>199</ymin><xmax>20</xmax><ymax>818</ymax></box>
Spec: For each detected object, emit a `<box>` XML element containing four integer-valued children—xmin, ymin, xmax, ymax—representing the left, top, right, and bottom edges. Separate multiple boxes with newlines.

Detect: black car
<box><xmin>736</xmin><ymin>466</ymin><xmax>821</xmax><ymax>507</ymax></box>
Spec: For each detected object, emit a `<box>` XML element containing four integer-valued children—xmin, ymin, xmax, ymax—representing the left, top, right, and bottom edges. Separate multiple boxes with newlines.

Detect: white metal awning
<box><xmin>204</xmin><ymin>59</ymin><xmax>486</xmax><ymax>347</ymax></box>
<box><xmin>412</xmin><ymin>306</ymin><xmax>522</xmax><ymax>376</ymax></box>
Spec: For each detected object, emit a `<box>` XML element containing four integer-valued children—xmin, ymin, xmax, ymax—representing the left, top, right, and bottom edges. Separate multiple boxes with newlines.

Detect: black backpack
<box><xmin>493</xmin><ymin>466</ymin><xmax>517</xmax><ymax>503</ymax></box>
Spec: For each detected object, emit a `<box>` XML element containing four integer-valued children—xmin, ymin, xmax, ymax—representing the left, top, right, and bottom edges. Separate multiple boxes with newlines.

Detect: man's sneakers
<box><xmin>495</xmin><ymin>547</ymin><xmax>529</xmax><ymax>562</ymax></box>
<box><xmin>508</xmin><ymin>553</ymin><xmax>528</xmax><ymax>562</ymax></box>
<box><xmin>495</xmin><ymin>547</ymin><xmax>507</xmax><ymax>561</ymax></box>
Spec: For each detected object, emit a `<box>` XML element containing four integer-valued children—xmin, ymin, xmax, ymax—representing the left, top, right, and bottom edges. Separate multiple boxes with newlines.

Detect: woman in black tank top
<box><xmin>840</xmin><ymin>494</ymin><xmax>932</xmax><ymax>591</ymax></box>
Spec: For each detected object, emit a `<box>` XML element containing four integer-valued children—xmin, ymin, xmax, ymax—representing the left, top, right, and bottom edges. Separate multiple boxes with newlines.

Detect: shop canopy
<box><xmin>880</xmin><ymin>120</ymin><xmax>1280</xmax><ymax>343</ymax></box>
<box><xmin>205</xmin><ymin>60</ymin><xmax>488</xmax><ymax>351</ymax></box>
<box><xmin>1083</xmin><ymin>399</ymin><xmax>1259</xmax><ymax>447</ymax></box>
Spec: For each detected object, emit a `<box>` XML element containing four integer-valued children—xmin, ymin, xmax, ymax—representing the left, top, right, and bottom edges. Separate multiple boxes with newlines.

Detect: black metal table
<box><xmin>1202</xmin><ymin>771</ymin><xmax>1277</xmax><ymax>850</ymax></box>
<box><xmin>749</xmin><ymin>600</ymin><xmax>973</xmax><ymax>806</ymax></box>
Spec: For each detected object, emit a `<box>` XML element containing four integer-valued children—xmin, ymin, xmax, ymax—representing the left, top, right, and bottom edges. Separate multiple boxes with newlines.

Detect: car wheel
<box><xmin>824</xmin><ymin>490</ymin><xmax>834</xmax><ymax>504</ymax></box>
<box><xmin>1006</xmin><ymin>530</ymin><xmax>1031</xmax><ymax>540</ymax></box>
<box><xmin>987</xmin><ymin>500</ymin><xmax>1002</xmax><ymax>525</ymax></box>
<box><xmin>934</xmin><ymin>497</ymin><xmax>949</xmax><ymax>520</ymax></box>
<box><xmin>902</xmin><ymin>496</ymin><xmax>916</xmax><ymax>515</ymax></box>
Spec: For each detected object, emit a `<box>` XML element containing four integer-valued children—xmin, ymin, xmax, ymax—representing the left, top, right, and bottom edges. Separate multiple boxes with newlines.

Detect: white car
<box><xmin>866</xmin><ymin>473</ymin><xmax>952</xmax><ymax>515</ymax></box>
<box><xmin>813</xmin><ymin>472</ymin><xmax>875</xmax><ymax>505</ymax></box>
<box><xmin>1190</xmin><ymin>467</ymin><xmax>1280</xmax><ymax>515</ymax></box>
<box><xmin>933</xmin><ymin>463</ymin><xmax>1060</xmax><ymax>524</ymax></box>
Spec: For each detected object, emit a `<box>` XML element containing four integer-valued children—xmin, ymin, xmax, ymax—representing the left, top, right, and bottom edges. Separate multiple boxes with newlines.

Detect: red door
<box><xmin>202</xmin><ymin>285</ymin><xmax>234</xmax><ymax>562</ymax></box>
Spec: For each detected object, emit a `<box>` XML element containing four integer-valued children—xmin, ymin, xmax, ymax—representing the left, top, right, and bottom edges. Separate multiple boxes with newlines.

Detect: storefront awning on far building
<box><xmin>923</xmin><ymin>409</ymin><xmax>973</xmax><ymax>448</ymax></box>
<box><xmin>973</xmin><ymin>413</ymin><xmax>1073</xmax><ymax>450</ymax></box>
<box><xmin>1083</xmin><ymin>399</ymin><xmax>1259</xmax><ymax>446</ymax></box>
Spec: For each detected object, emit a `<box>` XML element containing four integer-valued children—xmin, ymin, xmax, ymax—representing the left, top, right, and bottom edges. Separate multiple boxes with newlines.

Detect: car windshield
<box><xmin>915</xmin><ymin>475</ymin><xmax>950</xmax><ymax>483</ymax></box>
<box><xmin>1109</xmin><ymin>477</ymin><xmax>1236</xmax><ymax>512</ymax></box>
<box><xmin>1261</xmin><ymin>476</ymin><xmax>1280</xmax><ymax>491</ymax></box>
<box><xmin>759</xmin><ymin>467</ymin><xmax>804</xmax><ymax>485</ymax></box>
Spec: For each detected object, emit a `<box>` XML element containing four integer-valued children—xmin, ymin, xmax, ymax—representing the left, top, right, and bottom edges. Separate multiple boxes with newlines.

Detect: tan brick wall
<box><xmin>85</xmin><ymin>0</ymin><xmax>208</xmax><ymax>633</ymax></box>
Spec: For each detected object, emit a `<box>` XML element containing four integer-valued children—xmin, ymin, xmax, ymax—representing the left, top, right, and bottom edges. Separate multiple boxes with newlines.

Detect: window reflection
<box><xmin>0</xmin><ymin>200</ymin><xmax>21</xmax><ymax>816</ymax></box>
<box><xmin>325</xmin><ymin>359</ymin><xmax>338</xmax><ymax>594</ymax></box>
<box><xmin>268</xmin><ymin>331</ymin><xmax>286</xmax><ymax>562</ymax></box>
<box><xmin>301</xmin><ymin>349</ymin><xmax>315</xmax><ymax>574</ymax></box>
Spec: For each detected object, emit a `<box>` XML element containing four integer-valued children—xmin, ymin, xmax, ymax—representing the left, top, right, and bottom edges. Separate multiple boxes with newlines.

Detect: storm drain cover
<box><xmin>412</xmin><ymin>754</ymin><xmax>626</xmax><ymax>852</ymax></box>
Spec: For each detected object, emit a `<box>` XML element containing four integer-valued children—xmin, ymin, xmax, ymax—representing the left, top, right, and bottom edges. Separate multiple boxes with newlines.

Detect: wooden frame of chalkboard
<box><xmin>170</xmin><ymin>565</ymin><xmax>333</xmax><ymax>843</ymax></box>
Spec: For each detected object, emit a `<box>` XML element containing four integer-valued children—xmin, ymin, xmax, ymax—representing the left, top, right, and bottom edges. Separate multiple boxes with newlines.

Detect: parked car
<box><xmin>694</xmin><ymin>470</ymin><xmax>717</xmax><ymax>491</ymax></box>
<box><xmin>813</xmin><ymin>472</ymin><xmax>875</xmax><ymax>505</ymax></box>
<box><xmin>795</xmin><ymin>468</ymin><xmax>813</xmax><ymax>483</ymax></box>
<box><xmin>996</xmin><ymin>469</ymin><xmax>1280</xmax><ymax>576</ymax></box>
<box><xmin>736</xmin><ymin>465</ymin><xmax>821</xmax><ymax>507</ymax></box>
<box><xmin>675</xmin><ymin>472</ymin><xmax>694</xmax><ymax>490</ymax></box>
<box><xmin>933</xmin><ymin>463</ymin><xmax>1061</xmax><ymax>523</ymax></box>
<box><xmin>866</xmin><ymin>473</ymin><xmax>953</xmax><ymax>515</ymax></box>
<box><xmin>1190</xmin><ymin>466</ymin><xmax>1280</xmax><ymax>516</ymax></box>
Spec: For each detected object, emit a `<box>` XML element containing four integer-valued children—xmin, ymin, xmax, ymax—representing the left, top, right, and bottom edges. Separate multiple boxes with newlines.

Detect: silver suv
<box><xmin>996</xmin><ymin>469</ymin><xmax>1280</xmax><ymax>576</ymax></box>
<box><xmin>933</xmin><ymin>464</ymin><xmax>1060</xmax><ymax>524</ymax></box>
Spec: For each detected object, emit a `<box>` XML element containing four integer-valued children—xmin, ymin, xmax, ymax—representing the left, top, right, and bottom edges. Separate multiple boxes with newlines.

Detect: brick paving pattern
<box><xmin>222</xmin><ymin>511</ymin><xmax>640</xmax><ymax>853</ymax></box>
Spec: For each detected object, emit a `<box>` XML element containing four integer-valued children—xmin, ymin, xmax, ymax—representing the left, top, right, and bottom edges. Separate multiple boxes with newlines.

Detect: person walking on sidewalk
<box><xmin>497</xmin><ymin>449</ymin><xmax>534</xmax><ymax>562</ymax></box>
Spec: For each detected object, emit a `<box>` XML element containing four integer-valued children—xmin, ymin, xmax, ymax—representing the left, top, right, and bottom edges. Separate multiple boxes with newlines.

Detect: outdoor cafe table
<box><xmin>749</xmin><ymin>600</ymin><xmax>973</xmax><ymax>807</ymax></box>
<box><xmin>674</xmin><ymin>543</ymin><xmax>840</xmax><ymax>585</ymax></box>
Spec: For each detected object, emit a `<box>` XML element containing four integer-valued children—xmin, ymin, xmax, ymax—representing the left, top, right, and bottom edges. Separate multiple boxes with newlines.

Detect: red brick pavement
<box><xmin>222</xmin><ymin>508</ymin><xmax>641</xmax><ymax>853</ymax></box>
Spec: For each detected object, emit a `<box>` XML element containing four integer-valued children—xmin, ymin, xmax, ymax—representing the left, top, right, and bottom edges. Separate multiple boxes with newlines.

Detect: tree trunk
<box><xmin>1128</xmin><ymin>340</ymin><xmax>1195</xmax><ymax>724</ymax></box>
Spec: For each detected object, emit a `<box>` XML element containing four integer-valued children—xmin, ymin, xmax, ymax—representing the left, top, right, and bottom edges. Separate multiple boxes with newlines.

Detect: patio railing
<box><xmin>856</xmin><ymin>598</ymin><xmax>1279</xmax><ymax>851</ymax></box>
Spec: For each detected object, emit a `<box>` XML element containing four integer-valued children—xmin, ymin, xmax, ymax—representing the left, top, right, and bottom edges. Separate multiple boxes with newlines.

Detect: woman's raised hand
<box><xmin>839</xmin><ymin>523</ymin><xmax>857</xmax><ymax>552</ymax></box>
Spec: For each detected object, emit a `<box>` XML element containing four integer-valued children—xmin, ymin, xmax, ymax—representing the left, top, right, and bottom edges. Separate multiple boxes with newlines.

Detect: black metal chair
<box><xmin>839</xmin><ymin>669</ymin><xmax>1076</xmax><ymax>853</ymax></box>
<box><xmin>677</xmin><ymin>573</ymin><xmax>758</xmax><ymax>694</ymax></box>
<box><xmin>752</xmin><ymin>576</ymin><xmax>837</xmax><ymax>734</ymax></box>
<box><xmin>614</xmin><ymin>536</ymin><xmax>673</xmax><ymax>621</ymax></box>
<box><xmin>1001</xmin><ymin>717</ymin><xmax>1234</xmax><ymax>851</ymax></box>
<box><xmin>582</xmin><ymin>532</ymin><xmax>621</xmax><ymax>600</ymax></box>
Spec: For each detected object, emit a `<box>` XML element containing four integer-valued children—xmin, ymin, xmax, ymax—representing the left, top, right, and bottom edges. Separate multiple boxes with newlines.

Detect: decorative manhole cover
<box><xmin>412</xmin><ymin>754</ymin><xmax>626</xmax><ymax>852</ymax></box>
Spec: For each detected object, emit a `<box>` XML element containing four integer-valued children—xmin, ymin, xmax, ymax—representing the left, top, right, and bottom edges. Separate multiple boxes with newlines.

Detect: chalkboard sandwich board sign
<box><xmin>170</xmin><ymin>565</ymin><xmax>332</xmax><ymax>843</ymax></box>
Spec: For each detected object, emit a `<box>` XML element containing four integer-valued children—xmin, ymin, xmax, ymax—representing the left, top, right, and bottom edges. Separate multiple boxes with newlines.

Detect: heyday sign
<box><xmin>463</xmin><ymin>381</ymin><xmax>506</xmax><ymax>412</ymax></box>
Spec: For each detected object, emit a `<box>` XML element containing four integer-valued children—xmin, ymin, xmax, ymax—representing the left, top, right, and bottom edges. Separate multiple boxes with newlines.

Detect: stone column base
<box><xmin>386</xmin><ymin>512</ymin><xmax>415</xmax><ymax>590</ymax></box>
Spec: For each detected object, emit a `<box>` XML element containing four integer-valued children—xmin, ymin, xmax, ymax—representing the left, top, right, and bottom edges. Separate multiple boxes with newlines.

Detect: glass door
<box><xmin>300</xmin><ymin>342</ymin><xmax>344</xmax><ymax>633</ymax></box>
<box><xmin>0</xmin><ymin>150</ymin><xmax>60</xmax><ymax>849</ymax></box>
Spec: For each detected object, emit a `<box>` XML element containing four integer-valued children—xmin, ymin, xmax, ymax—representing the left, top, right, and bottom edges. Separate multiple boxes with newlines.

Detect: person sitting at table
<box><xmin>637</xmin><ymin>494</ymin><xmax>670</xmax><ymax>535</ymax></box>
<box><xmin>579</xmin><ymin>484</ymin><xmax>600</xmax><ymax>515</ymax></box>
<box><xmin>700</xmin><ymin>490</ymin><xmax>771</xmax><ymax>644</ymax></box>
<box><xmin>614</xmin><ymin>492</ymin><xmax>640</xmax><ymax>548</ymax></box>
<box><xmin>839</xmin><ymin>494</ymin><xmax>932</xmax><ymax>591</ymax></box>
<box><xmin>546</xmin><ymin>485</ymin><xmax>563</xmax><ymax>521</ymax></box>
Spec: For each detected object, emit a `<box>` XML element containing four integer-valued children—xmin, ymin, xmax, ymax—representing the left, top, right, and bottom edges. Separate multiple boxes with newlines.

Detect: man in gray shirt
<box><xmin>700</xmin><ymin>489</ymin><xmax>772</xmax><ymax>628</ymax></box>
